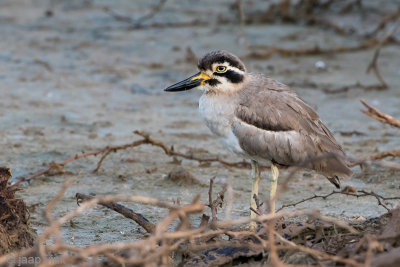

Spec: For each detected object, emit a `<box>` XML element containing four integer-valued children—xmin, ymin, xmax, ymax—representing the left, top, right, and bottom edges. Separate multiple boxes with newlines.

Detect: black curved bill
<box><xmin>164</xmin><ymin>72</ymin><xmax>210</xmax><ymax>92</ymax></box>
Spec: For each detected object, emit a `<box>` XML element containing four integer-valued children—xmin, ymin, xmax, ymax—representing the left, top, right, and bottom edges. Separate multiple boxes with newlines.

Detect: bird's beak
<box><xmin>164</xmin><ymin>72</ymin><xmax>211</xmax><ymax>92</ymax></box>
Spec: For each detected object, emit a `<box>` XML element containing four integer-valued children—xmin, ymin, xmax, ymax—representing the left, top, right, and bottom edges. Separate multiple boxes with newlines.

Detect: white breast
<box><xmin>199</xmin><ymin>93</ymin><xmax>245</xmax><ymax>156</ymax></box>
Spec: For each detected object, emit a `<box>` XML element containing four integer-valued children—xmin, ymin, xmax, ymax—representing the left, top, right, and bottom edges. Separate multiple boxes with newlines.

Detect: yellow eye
<box><xmin>216</xmin><ymin>66</ymin><xmax>227</xmax><ymax>73</ymax></box>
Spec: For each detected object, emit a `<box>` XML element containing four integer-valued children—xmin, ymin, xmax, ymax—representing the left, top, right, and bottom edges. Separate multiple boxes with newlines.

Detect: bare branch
<box><xmin>367</xmin><ymin>7</ymin><xmax>400</xmax><ymax>38</ymax></box>
<box><xmin>366</xmin><ymin>19</ymin><xmax>400</xmax><ymax>88</ymax></box>
<box><xmin>207</xmin><ymin>177</ymin><xmax>227</xmax><ymax>227</ymax></box>
<box><xmin>360</xmin><ymin>99</ymin><xmax>400</xmax><ymax>128</ymax></box>
<box><xmin>245</xmin><ymin>38</ymin><xmax>379</xmax><ymax>59</ymax></box>
<box><xmin>277</xmin><ymin>189</ymin><xmax>400</xmax><ymax>212</ymax></box>
<box><xmin>76</xmin><ymin>193</ymin><xmax>156</xmax><ymax>234</ymax></box>
<box><xmin>103</xmin><ymin>0</ymin><xmax>167</xmax><ymax>28</ymax></box>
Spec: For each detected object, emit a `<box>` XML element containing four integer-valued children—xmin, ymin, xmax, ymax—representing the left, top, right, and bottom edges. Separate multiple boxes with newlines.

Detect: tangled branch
<box><xmin>277</xmin><ymin>189</ymin><xmax>400</xmax><ymax>212</ymax></box>
<box><xmin>1</xmin><ymin>178</ymin><xmax>368</xmax><ymax>267</ymax></box>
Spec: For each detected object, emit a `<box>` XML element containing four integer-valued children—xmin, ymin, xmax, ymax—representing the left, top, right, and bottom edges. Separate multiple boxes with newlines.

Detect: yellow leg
<box><xmin>269</xmin><ymin>163</ymin><xmax>279</xmax><ymax>213</ymax></box>
<box><xmin>250</xmin><ymin>160</ymin><xmax>260</xmax><ymax>230</ymax></box>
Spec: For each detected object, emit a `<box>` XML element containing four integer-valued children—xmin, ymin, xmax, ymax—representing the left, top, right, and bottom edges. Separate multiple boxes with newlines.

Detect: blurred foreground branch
<box><xmin>3</xmin><ymin>169</ymin><xmax>400</xmax><ymax>266</ymax></box>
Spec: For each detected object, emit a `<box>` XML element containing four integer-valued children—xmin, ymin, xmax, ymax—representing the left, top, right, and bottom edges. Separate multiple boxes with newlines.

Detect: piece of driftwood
<box><xmin>76</xmin><ymin>193</ymin><xmax>156</xmax><ymax>234</ymax></box>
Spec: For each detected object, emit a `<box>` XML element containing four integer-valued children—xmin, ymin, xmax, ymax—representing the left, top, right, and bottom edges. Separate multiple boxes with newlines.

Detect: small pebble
<box><xmin>315</xmin><ymin>61</ymin><xmax>326</xmax><ymax>70</ymax></box>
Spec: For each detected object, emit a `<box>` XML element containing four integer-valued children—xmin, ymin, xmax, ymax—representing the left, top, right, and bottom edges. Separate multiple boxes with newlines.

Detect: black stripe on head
<box><xmin>205</xmin><ymin>79</ymin><xmax>221</xmax><ymax>87</ymax></box>
<box><xmin>198</xmin><ymin>50</ymin><xmax>246</xmax><ymax>72</ymax></box>
<box><xmin>213</xmin><ymin>70</ymin><xmax>244</xmax><ymax>83</ymax></box>
<box><xmin>213</xmin><ymin>56</ymin><xmax>245</xmax><ymax>71</ymax></box>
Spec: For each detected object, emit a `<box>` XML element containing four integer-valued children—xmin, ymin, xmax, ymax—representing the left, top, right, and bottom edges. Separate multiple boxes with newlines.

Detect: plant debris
<box><xmin>0</xmin><ymin>167</ymin><xmax>37</xmax><ymax>254</ymax></box>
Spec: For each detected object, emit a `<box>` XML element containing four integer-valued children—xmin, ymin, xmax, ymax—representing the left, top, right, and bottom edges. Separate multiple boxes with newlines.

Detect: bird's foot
<box><xmin>249</xmin><ymin>221</ymin><xmax>258</xmax><ymax>231</ymax></box>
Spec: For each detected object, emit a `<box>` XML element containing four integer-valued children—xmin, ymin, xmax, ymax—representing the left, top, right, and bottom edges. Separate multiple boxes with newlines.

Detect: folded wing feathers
<box><xmin>233</xmin><ymin>76</ymin><xmax>352</xmax><ymax>178</ymax></box>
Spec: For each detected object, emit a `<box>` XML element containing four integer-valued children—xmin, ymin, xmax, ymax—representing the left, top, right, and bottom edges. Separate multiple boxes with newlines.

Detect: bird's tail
<box><xmin>327</xmin><ymin>175</ymin><xmax>341</xmax><ymax>189</ymax></box>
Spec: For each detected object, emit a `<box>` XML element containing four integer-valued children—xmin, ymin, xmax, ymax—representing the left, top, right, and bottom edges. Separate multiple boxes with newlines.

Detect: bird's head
<box><xmin>164</xmin><ymin>50</ymin><xmax>247</xmax><ymax>93</ymax></box>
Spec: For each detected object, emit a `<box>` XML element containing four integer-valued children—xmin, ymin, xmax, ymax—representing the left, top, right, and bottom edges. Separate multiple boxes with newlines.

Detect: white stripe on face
<box><xmin>210</xmin><ymin>62</ymin><xmax>245</xmax><ymax>76</ymax></box>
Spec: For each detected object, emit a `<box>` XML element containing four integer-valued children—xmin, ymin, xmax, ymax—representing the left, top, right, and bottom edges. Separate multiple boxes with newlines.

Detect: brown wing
<box><xmin>232</xmin><ymin>75</ymin><xmax>352</xmax><ymax>179</ymax></box>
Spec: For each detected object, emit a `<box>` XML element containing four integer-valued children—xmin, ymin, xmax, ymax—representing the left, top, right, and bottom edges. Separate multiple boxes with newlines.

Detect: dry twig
<box><xmin>103</xmin><ymin>1</ymin><xmax>208</xmax><ymax>31</ymax></box>
<box><xmin>76</xmin><ymin>193</ymin><xmax>156</xmax><ymax>234</ymax></box>
<box><xmin>367</xmin><ymin>150</ymin><xmax>400</xmax><ymax>161</ymax></box>
<box><xmin>131</xmin><ymin>131</ymin><xmax>252</xmax><ymax>170</ymax></box>
<box><xmin>360</xmin><ymin>99</ymin><xmax>400</xmax><ymax>128</ymax></box>
<box><xmin>349</xmin><ymin>149</ymin><xmax>400</xmax><ymax>168</ymax></box>
<box><xmin>367</xmin><ymin>7</ymin><xmax>400</xmax><ymax>38</ymax></box>
<box><xmin>251</xmin><ymin>193</ymin><xmax>263</xmax><ymax>216</ymax></box>
<box><xmin>287</xmin><ymin>80</ymin><xmax>388</xmax><ymax>94</ymax></box>
<box><xmin>277</xmin><ymin>189</ymin><xmax>400</xmax><ymax>212</ymax></box>
<box><xmin>208</xmin><ymin>177</ymin><xmax>227</xmax><ymax>227</ymax></box>
<box><xmin>245</xmin><ymin>38</ymin><xmax>379</xmax><ymax>59</ymax></box>
<box><xmin>236</xmin><ymin>0</ymin><xmax>248</xmax><ymax>47</ymax></box>
<box><xmin>103</xmin><ymin>0</ymin><xmax>167</xmax><ymax>28</ymax></box>
<box><xmin>366</xmin><ymin>19</ymin><xmax>400</xmax><ymax>88</ymax></box>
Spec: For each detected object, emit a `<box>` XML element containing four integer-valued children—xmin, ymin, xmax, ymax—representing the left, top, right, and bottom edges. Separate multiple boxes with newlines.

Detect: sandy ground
<box><xmin>1</xmin><ymin>0</ymin><xmax>400</xmax><ymax>248</ymax></box>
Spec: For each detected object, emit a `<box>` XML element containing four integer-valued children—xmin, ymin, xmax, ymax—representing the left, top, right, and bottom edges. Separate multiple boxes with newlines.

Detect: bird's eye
<box><xmin>216</xmin><ymin>66</ymin><xmax>227</xmax><ymax>73</ymax></box>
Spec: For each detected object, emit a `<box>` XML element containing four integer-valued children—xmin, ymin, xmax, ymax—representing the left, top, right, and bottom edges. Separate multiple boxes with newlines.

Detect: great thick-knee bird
<box><xmin>164</xmin><ymin>50</ymin><xmax>352</xmax><ymax>228</ymax></box>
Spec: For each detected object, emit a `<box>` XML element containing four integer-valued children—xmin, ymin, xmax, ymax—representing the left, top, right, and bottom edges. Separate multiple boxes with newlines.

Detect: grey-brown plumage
<box><xmin>231</xmin><ymin>74</ymin><xmax>351</xmax><ymax>188</ymax></box>
<box><xmin>164</xmin><ymin>50</ymin><xmax>352</xmax><ymax>220</ymax></box>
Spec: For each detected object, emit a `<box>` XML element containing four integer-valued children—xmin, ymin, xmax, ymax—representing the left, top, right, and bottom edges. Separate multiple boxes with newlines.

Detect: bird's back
<box><xmin>230</xmin><ymin>73</ymin><xmax>351</xmax><ymax>185</ymax></box>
